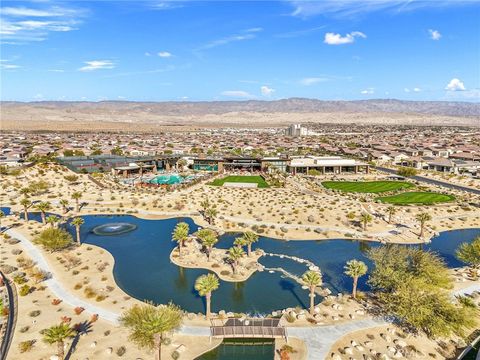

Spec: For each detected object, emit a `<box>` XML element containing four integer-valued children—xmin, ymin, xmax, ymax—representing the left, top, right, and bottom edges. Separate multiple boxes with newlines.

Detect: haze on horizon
<box><xmin>1</xmin><ymin>0</ymin><xmax>479</xmax><ymax>103</ymax></box>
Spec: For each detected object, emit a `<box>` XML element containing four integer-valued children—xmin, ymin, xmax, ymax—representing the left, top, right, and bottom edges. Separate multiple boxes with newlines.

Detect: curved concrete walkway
<box><xmin>6</xmin><ymin>227</ymin><xmax>389</xmax><ymax>357</ymax></box>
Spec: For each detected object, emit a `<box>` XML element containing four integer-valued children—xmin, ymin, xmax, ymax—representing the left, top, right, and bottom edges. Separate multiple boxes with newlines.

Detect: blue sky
<box><xmin>1</xmin><ymin>0</ymin><xmax>479</xmax><ymax>102</ymax></box>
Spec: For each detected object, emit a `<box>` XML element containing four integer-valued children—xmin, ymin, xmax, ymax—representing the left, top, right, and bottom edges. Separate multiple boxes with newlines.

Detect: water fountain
<box><xmin>92</xmin><ymin>223</ymin><xmax>137</xmax><ymax>236</ymax></box>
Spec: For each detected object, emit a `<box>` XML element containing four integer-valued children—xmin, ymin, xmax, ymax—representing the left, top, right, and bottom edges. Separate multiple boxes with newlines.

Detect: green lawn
<box><xmin>209</xmin><ymin>175</ymin><xmax>270</xmax><ymax>188</ymax></box>
<box><xmin>376</xmin><ymin>191</ymin><xmax>455</xmax><ymax>205</ymax></box>
<box><xmin>322</xmin><ymin>181</ymin><xmax>414</xmax><ymax>193</ymax></box>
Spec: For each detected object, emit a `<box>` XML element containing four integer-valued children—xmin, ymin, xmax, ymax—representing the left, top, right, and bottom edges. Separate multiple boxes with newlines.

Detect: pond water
<box><xmin>195</xmin><ymin>339</ymin><xmax>275</xmax><ymax>360</ymax></box>
<box><xmin>66</xmin><ymin>214</ymin><xmax>479</xmax><ymax>315</ymax></box>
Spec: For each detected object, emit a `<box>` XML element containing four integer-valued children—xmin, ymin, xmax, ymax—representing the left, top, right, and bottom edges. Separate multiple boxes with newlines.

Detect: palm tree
<box><xmin>228</xmin><ymin>246</ymin><xmax>245</xmax><ymax>274</ymax></box>
<box><xmin>59</xmin><ymin>199</ymin><xmax>69</xmax><ymax>214</ymax></box>
<box><xmin>194</xmin><ymin>273</ymin><xmax>219</xmax><ymax>320</ymax></box>
<box><xmin>71</xmin><ymin>217</ymin><xmax>84</xmax><ymax>245</ymax></box>
<box><xmin>359</xmin><ymin>212</ymin><xmax>372</xmax><ymax>231</ymax></box>
<box><xmin>20</xmin><ymin>197</ymin><xmax>31</xmax><ymax>221</ymax></box>
<box><xmin>344</xmin><ymin>259</ymin><xmax>368</xmax><ymax>299</ymax></box>
<box><xmin>386</xmin><ymin>206</ymin><xmax>397</xmax><ymax>224</ymax></box>
<box><xmin>200</xmin><ymin>232</ymin><xmax>218</xmax><ymax>261</ymax></box>
<box><xmin>205</xmin><ymin>207</ymin><xmax>218</xmax><ymax>225</ymax></box>
<box><xmin>46</xmin><ymin>215</ymin><xmax>60</xmax><ymax>228</ymax></box>
<box><xmin>172</xmin><ymin>222</ymin><xmax>189</xmax><ymax>256</ymax></box>
<box><xmin>71</xmin><ymin>191</ymin><xmax>82</xmax><ymax>212</ymax></box>
<box><xmin>19</xmin><ymin>187</ymin><xmax>30</xmax><ymax>197</ymax></box>
<box><xmin>120</xmin><ymin>302</ymin><xmax>183</xmax><ymax>360</ymax></box>
<box><xmin>302</xmin><ymin>270</ymin><xmax>322</xmax><ymax>315</ymax></box>
<box><xmin>242</xmin><ymin>231</ymin><xmax>259</xmax><ymax>257</ymax></box>
<box><xmin>35</xmin><ymin>201</ymin><xmax>51</xmax><ymax>225</ymax></box>
<box><xmin>42</xmin><ymin>323</ymin><xmax>74</xmax><ymax>360</ymax></box>
<box><xmin>233</xmin><ymin>236</ymin><xmax>246</xmax><ymax>250</ymax></box>
<box><xmin>416</xmin><ymin>212</ymin><xmax>432</xmax><ymax>238</ymax></box>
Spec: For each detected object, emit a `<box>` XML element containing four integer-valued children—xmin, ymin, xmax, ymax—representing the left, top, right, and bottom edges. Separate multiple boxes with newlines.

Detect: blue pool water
<box><xmin>148</xmin><ymin>174</ymin><xmax>191</xmax><ymax>185</ymax></box>
<box><xmin>65</xmin><ymin>214</ymin><xmax>480</xmax><ymax>314</ymax></box>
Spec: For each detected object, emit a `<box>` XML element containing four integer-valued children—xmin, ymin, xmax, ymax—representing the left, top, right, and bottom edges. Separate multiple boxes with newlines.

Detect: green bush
<box><xmin>34</xmin><ymin>228</ymin><xmax>73</xmax><ymax>252</ymax></box>
<box><xmin>19</xmin><ymin>285</ymin><xmax>31</xmax><ymax>296</ymax></box>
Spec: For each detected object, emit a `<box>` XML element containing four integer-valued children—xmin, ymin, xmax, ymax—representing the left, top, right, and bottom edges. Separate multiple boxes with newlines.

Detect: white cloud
<box><xmin>261</xmin><ymin>86</ymin><xmax>275</xmax><ymax>96</ymax></box>
<box><xmin>428</xmin><ymin>29</ymin><xmax>442</xmax><ymax>40</ymax></box>
<box><xmin>150</xmin><ymin>2</ymin><xmax>184</xmax><ymax>11</ymax></box>
<box><xmin>360</xmin><ymin>88</ymin><xmax>375</xmax><ymax>94</ymax></box>
<box><xmin>196</xmin><ymin>28</ymin><xmax>262</xmax><ymax>52</ymax></box>
<box><xmin>145</xmin><ymin>52</ymin><xmax>151</xmax><ymax>56</ymax></box>
<box><xmin>300</xmin><ymin>77</ymin><xmax>328</xmax><ymax>86</ymax></box>
<box><xmin>48</xmin><ymin>69</ymin><xmax>65</xmax><ymax>73</ymax></box>
<box><xmin>158</xmin><ymin>51</ymin><xmax>172</xmax><ymax>58</ymax></box>
<box><xmin>1</xmin><ymin>6</ymin><xmax>80</xmax><ymax>17</ymax></box>
<box><xmin>0</xmin><ymin>5</ymin><xmax>85</xmax><ymax>43</ymax></box>
<box><xmin>289</xmin><ymin>0</ymin><xmax>474</xmax><ymax>18</ymax></box>
<box><xmin>79</xmin><ymin>60</ymin><xmax>115</xmax><ymax>72</ymax></box>
<box><xmin>221</xmin><ymin>90</ymin><xmax>254</xmax><ymax>98</ymax></box>
<box><xmin>245</xmin><ymin>27</ymin><xmax>263</xmax><ymax>33</ymax></box>
<box><xmin>33</xmin><ymin>93</ymin><xmax>43</xmax><ymax>99</ymax></box>
<box><xmin>0</xmin><ymin>63</ymin><xmax>20</xmax><ymax>69</ymax></box>
<box><xmin>324</xmin><ymin>31</ymin><xmax>366</xmax><ymax>45</ymax></box>
<box><xmin>405</xmin><ymin>87</ymin><xmax>422</xmax><ymax>93</ymax></box>
<box><xmin>445</xmin><ymin>78</ymin><xmax>466</xmax><ymax>91</ymax></box>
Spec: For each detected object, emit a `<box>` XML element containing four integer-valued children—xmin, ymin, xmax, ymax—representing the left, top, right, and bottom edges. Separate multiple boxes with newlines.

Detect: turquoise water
<box><xmin>148</xmin><ymin>174</ymin><xmax>189</xmax><ymax>185</ymax></box>
<box><xmin>62</xmin><ymin>214</ymin><xmax>480</xmax><ymax>314</ymax></box>
<box><xmin>196</xmin><ymin>339</ymin><xmax>274</xmax><ymax>360</ymax></box>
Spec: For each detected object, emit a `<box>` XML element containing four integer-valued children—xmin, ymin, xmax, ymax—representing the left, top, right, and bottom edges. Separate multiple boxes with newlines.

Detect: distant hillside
<box><xmin>2</xmin><ymin>98</ymin><xmax>480</xmax><ymax>117</ymax></box>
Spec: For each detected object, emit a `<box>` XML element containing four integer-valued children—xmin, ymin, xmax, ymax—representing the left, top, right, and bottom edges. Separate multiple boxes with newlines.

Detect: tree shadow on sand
<box><xmin>65</xmin><ymin>321</ymin><xmax>94</xmax><ymax>360</ymax></box>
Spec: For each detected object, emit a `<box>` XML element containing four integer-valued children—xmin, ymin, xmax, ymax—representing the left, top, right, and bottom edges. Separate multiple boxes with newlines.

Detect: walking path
<box><xmin>5</xmin><ymin>227</ymin><xmax>390</xmax><ymax>358</ymax></box>
<box><xmin>288</xmin><ymin>318</ymin><xmax>386</xmax><ymax>360</ymax></box>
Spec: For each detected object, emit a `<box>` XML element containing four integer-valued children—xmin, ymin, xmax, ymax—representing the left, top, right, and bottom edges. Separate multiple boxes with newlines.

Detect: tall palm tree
<box><xmin>20</xmin><ymin>197</ymin><xmax>31</xmax><ymax>221</ymax></box>
<box><xmin>42</xmin><ymin>323</ymin><xmax>74</xmax><ymax>360</ymax></box>
<box><xmin>359</xmin><ymin>212</ymin><xmax>372</xmax><ymax>231</ymax></box>
<box><xmin>228</xmin><ymin>246</ymin><xmax>245</xmax><ymax>274</ymax></box>
<box><xmin>344</xmin><ymin>259</ymin><xmax>368</xmax><ymax>299</ymax></box>
<box><xmin>416</xmin><ymin>212</ymin><xmax>432</xmax><ymax>238</ymax></box>
<box><xmin>59</xmin><ymin>199</ymin><xmax>69</xmax><ymax>214</ymax></box>
<box><xmin>200</xmin><ymin>232</ymin><xmax>218</xmax><ymax>261</ymax></box>
<box><xmin>71</xmin><ymin>217</ymin><xmax>84</xmax><ymax>245</ymax></box>
<box><xmin>46</xmin><ymin>215</ymin><xmax>60</xmax><ymax>228</ymax></box>
<box><xmin>120</xmin><ymin>302</ymin><xmax>183</xmax><ymax>360</ymax></box>
<box><xmin>242</xmin><ymin>231</ymin><xmax>259</xmax><ymax>257</ymax></box>
<box><xmin>71</xmin><ymin>192</ymin><xmax>82</xmax><ymax>212</ymax></box>
<box><xmin>233</xmin><ymin>236</ymin><xmax>246</xmax><ymax>250</ymax></box>
<box><xmin>205</xmin><ymin>207</ymin><xmax>218</xmax><ymax>225</ymax></box>
<box><xmin>35</xmin><ymin>201</ymin><xmax>51</xmax><ymax>225</ymax></box>
<box><xmin>172</xmin><ymin>222</ymin><xmax>189</xmax><ymax>256</ymax></box>
<box><xmin>302</xmin><ymin>270</ymin><xmax>322</xmax><ymax>315</ymax></box>
<box><xmin>194</xmin><ymin>273</ymin><xmax>219</xmax><ymax>320</ymax></box>
<box><xmin>386</xmin><ymin>206</ymin><xmax>397</xmax><ymax>224</ymax></box>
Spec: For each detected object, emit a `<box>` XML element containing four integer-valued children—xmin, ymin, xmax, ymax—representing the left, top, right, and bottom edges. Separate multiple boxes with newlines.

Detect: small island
<box><xmin>169</xmin><ymin>224</ymin><xmax>264</xmax><ymax>282</ymax></box>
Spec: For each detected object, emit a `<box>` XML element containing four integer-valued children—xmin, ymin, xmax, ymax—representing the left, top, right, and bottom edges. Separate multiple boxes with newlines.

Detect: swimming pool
<box><xmin>67</xmin><ymin>214</ymin><xmax>479</xmax><ymax>315</ymax></box>
<box><xmin>147</xmin><ymin>174</ymin><xmax>192</xmax><ymax>185</ymax></box>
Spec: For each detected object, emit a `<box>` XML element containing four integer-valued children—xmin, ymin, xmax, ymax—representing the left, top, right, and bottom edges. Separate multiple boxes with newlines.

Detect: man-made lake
<box><xmin>70</xmin><ymin>214</ymin><xmax>479</xmax><ymax>315</ymax></box>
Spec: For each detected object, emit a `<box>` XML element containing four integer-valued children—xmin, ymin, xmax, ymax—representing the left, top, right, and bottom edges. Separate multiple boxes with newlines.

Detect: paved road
<box><xmin>0</xmin><ymin>272</ymin><xmax>16</xmax><ymax>360</ymax></box>
<box><xmin>375</xmin><ymin>166</ymin><xmax>480</xmax><ymax>195</ymax></box>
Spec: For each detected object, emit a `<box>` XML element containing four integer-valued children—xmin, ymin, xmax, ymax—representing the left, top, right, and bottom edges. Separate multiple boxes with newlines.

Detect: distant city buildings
<box><xmin>286</xmin><ymin>124</ymin><xmax>308</xmax><ymax>137</ymax></box>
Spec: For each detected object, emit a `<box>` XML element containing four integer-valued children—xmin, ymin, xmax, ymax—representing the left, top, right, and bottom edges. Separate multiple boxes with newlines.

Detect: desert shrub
<box><xmin>18</xmin><ymin>340</ymin><xmax>35</xmax><ymax>353</ymax></box>
<box><xmin>29</xmin><ymin>310</ymin><xmax>41</xmax><ymax>317</ymax></box>
<box><xmin>19</xmin><ymin>285</ymin><xmax>31</xmax><ymax>296</ymax></box>
<box><xmin>34</xmin><ymin>228</ymin><xmax>73</xmax><ymax>252</ymax></box>
<box><xmin>116</xmin><ymin>346</ymin><xmax>126</xmax><ymax>356</ymax></box>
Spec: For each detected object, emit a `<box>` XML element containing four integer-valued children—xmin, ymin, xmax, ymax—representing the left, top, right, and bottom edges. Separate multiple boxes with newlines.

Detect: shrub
<box><xmin>34</xmin><ymin>228</ymin><xmax>73</xmax><ymax>252</ymax></box>
<box><xmin>171</xmin><ymin>350</ymin><xmax>180</xmax><ymax>359</ymax></box>
<box><xmin>18</xmin><ymin>340</ymin><xmax>35</xmax><ymax>353</ymax></box>
<box><xmin>29</xmin><ymin>310</ymin><xmax>41</xmax><ymax>317</ymax></box>
<box><xmin>19</xmin><ymin>285</ymin><xmax>31</xmax><ymax>296</ymax></box>
<box><xmin>284</xmin><ymin>313</ymin><xmax>296</xmax><ymax>323</ymax></box>
<box><xmin>116</xmin><ymin>346</ymin><xmax>126</xmax><ymax>356</ymax></box>
<box><xmin>74</xmin><ymin>307</ymin><xmax>85</xmax><ymax>315</ymax></box>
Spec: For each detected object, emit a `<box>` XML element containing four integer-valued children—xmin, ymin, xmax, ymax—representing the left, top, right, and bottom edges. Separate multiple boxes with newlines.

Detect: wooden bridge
<box><xmin>210</xmin><ymin>318</ymin><xmax>287</xmax><ymax>341</ymax></box>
